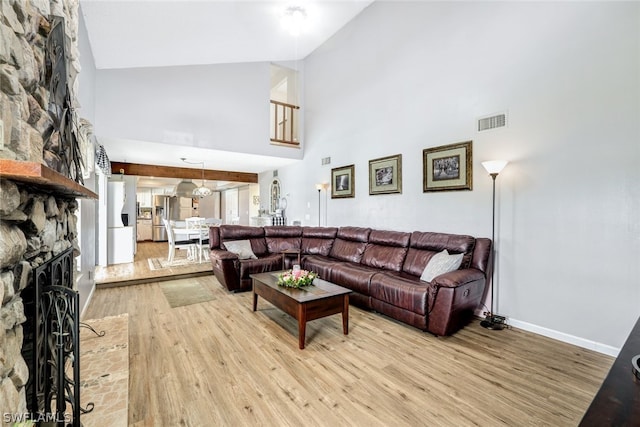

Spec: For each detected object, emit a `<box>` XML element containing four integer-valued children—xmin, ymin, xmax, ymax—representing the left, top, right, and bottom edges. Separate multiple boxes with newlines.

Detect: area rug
<box><xmin>148</xmin><ymin>255</ymin><xmax>198</xmax><ymax>270</ymax></box>
<box><xmin>79</xmin><ymin>313</ymin><xmax>129</xmax><ymax>427</ymax></box>
<box><xmin>160</xmin><ymin>278</ymin><xmax>215</xmax><ymax>308</ymax></box>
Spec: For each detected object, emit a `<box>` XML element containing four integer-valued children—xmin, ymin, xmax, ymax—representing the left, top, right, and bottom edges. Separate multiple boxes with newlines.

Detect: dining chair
<box><xmin>205</xmin><ymin>218</ymin><xmax>222</xmax><ymax>226</ymax></box>
<box><xmin>163</xmin><ymin>218</ymin><xmax>193</xmax><ymax>262</ymax></box>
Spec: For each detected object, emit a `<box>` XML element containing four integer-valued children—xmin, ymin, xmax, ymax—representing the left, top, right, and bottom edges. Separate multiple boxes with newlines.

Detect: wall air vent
<box><xmin>478</xmin><ymin>112</ymin><xmax>507</xmax><ymax>132</ymax></box>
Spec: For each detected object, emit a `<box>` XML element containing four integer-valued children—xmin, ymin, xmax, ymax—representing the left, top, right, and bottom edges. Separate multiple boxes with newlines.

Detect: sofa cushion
<box><xmin>301</xmin><ymin>255</ymin><xmax>339</xmax><ymax>280</ymax></box>
<box><xmin>301</xmin><ymin>227</ymin><xmax>337</xmax><ymax>256</ymax></box>
<box><xmin>302</xmin><ymin>227</ymin><xmax>338</xmax><ymax>239</ymax></box>
<box><xmin>361</xmin><ymin>230</ymin><xmax>410</xmax><ymax>272</ymax></box>
<box><xmin>222</xmin><ymin>240</ymin><xmax>257</xmax><ymax>260</ymax></box>
<box><xmin>328</xmin><ymin>226</ymin><xmax>371</xmax><ymax>263</ymax></box>
<box><xmin>336</xmin><ymin>226</ymin><xmax>371</xmax><ymax>242</ymax></box>
<box><xmin>369</xmin><ymin>272</ymin><xmax>429</xmax><ymax>316</ymax></box>
<box><xmin>220</xmin><ymin>225</ymin><xmax>268</xmax><ymax>256</ymax></box>
<box><xmin>302</xmin><ymin>238</ymin><xmax>334</xmax><ymax>256</ymax></box>
<box><xmin>330</xmin><ymin>262</ymin><xmax>376</xmax><ymax>295</ymax></box>
<box><xmin>264</xmin><ymin>226</ymin><xmax>302</xmax><ymax>253</ymax></box>
<box><xmin>264</xmin><ymin>226</ymin><xmax>302</xmax><ymax>237</ymax></box>
<box><xmin>329</xmin><ymin>239</ymin><xmax>368</xmax><ymax>263</ymax></box>
<box><xmin>237</xmin><ymin>254</ymin><xmax>282</xmax><ymax>280</ymax></box>
<box><xmin>208</xmin><ymin>226</ymin><xmax>220</xmax><ymax>249</ymax></box>
<box><xmin>420</xmin><ymin>250</ymin><xmax>463</xmax><ymax>282</ymax></box>
<box><xmin>402</xmin><ymin>231</ymin><xmax>475</xmax><ymax>276</ymax></box>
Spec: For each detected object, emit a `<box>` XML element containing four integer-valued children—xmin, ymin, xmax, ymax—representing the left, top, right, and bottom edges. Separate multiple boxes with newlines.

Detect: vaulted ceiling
<box><xmin>79</xmin><ymin>1</ymin><xmax>373</xmax><ymax>182</ymax></box>
<box><xmin>80</xmin><ymin>0</ymin><xmax>373</xmax><ymax>69</ymax></box>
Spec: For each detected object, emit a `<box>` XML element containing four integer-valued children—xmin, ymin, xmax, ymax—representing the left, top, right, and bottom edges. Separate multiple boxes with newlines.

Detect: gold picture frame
<box><xmin>369</xmin><ymin>154</ymin><xmax>402</xmax><ymax>195</ymax></box>
<box><xmin>423</xmin><ymin>141</ymin><xmax>473</xmax><ymax>192</ymax></box>
<box><xmin>331</xmin><ymin>164</ymin><xmax>355</xmax><ymax>198</ymax></box>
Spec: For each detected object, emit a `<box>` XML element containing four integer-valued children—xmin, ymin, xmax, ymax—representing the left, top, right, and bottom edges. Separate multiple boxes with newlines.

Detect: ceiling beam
<box><xmin>110</xmin><ymin>162</ymin><xmax>258</xmax><ymax>183</ymax></box>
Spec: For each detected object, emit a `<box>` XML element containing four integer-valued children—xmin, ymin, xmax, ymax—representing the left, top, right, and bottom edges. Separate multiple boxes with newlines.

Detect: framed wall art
<box><xmin>423</xmin><ymin>141</ymin><xmax>473</xmax><ymax>192</ymax></box>
<box><xmin>369</xmin><ymin>154</ymin><xmax>402</xmax><ymax>195</ymax></box>
<box><xmin>331</xmin><ymin>164</ymin><xmax>355</xmax><ymax>198</ymax></box>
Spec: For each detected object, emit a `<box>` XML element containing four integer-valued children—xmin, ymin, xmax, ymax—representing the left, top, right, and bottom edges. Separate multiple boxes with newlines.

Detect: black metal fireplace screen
<box><xmin>21</xmin><ymin>247</ymin><xmax>92</xmax><ymax>426</ymax></box>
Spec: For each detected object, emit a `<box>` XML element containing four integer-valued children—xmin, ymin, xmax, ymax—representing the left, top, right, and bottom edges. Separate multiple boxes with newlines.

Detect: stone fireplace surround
<box><xmin>0</xmin><ymin>0</ymin><xmax>96</xmax><ymax>420</ymax></box>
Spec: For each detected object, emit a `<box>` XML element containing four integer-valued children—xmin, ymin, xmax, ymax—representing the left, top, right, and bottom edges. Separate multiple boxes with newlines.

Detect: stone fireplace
<box><xmin>0</xmin><ymin>0</ymin><xmax>97</xmax><ymax>422</ymax></box>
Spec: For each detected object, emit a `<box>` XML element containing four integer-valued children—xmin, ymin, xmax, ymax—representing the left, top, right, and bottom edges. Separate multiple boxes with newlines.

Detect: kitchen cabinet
<box><xmin>178</xmin><ymin>197</ymin><xmax>194</xmax><ymax>219</ymax></box>
<box><xmin>137</xmin><ymin>219</ymin><xmax>152</xmax><ymax>241</ymax></box>
<box><xmin>137</xmin><ymin>188</ymin><xmax>152</xmax><ymax>207</ymax></box>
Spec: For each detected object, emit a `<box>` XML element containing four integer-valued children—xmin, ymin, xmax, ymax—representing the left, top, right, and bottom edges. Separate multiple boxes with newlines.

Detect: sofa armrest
<box><xmin>209</xmin><ymin>249</ymin><xmax>241</xmax><ymax>291</ymax></box>
<box><xmin>427</xmin><ymin>268</ymin><xmax>487</xmax><ymax>335</ymax></box>
<box><xmin>430</xmin><ymin>268</ymin><xmax>485</xmax><ymax>288</ymax></box>
<box><xmin>210</xmin><ymin>249</ymin><xmax>239</xmax><ymax>261</ymax></box>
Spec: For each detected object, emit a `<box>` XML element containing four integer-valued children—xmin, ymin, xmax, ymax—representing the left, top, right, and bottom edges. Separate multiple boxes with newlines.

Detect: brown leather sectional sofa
<box><xmin>208</xmin><ymin>225</ymin><xmax>492</xmax><ymax>336</ymax></box>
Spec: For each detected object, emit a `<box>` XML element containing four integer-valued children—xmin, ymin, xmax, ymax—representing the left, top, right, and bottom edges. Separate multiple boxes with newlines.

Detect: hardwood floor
<box><xmin>84</xmin><ymin>274</ymin><xmax>613</xmax><ymax>426</ymax></box>
<box><xmin>95</xmin><ymin>241</ymin><xmax>212</xmax><ymax>287</ymax></box>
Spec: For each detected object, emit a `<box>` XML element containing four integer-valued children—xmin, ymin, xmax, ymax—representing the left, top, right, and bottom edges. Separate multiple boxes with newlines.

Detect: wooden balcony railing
<box><xmin>270</xmin><ymin>100</ymin><xmax>300</xmax><ymax>146</ymax></box>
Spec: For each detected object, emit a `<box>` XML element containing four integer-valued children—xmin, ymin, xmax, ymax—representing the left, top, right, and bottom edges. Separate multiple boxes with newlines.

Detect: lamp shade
<box><xmin>176</xmin><ymin>179</ymin><xmax>197</xmax><ymax>197</ymax></box>
<box><xmin>482</xmin><ymin>160</ymin><xmax>508</xmax><ymax>175</ymax></box>
<box><xmin>192</xmin><ymin>185</ymin><xmax>212</xmax><ymax>198</ymax></box>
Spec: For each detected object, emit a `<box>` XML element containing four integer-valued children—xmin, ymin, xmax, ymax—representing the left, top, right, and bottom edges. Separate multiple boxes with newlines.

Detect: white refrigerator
<box><xmin>107</xmin><ymin>181</ymin><xmax>134</xmax><ymax>264</ymax></box>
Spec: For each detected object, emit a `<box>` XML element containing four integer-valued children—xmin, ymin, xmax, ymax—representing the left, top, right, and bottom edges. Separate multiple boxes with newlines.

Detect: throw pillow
<box><xmin>420</xmin><ymin>249</ymin><xmax>464</xmax><ymax>282</ymax></box>
<box><xmin>223</xmin><ymin>240</ymin><xmax>257</xmax><ymax>260</ymax></box>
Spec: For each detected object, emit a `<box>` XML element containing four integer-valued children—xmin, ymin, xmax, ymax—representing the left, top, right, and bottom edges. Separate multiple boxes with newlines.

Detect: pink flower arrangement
<box><xmin>277</xmin><ymin>269</ymin><xmax>318</xmax><ymax>288</ymax></box>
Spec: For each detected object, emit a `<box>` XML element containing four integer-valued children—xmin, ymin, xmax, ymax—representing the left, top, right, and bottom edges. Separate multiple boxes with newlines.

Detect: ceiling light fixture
<box><xmin>181</xmin><ymin>157</ymin><xmax>213</xmax><ymax>198</ymax></box>
<box><xmin>281</xmin><ymin>5</ymin><xmax>307</xmax><ymax>37</ymax></box>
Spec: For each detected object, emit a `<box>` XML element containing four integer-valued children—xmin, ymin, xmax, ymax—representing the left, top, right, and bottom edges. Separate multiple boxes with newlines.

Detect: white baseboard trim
<box><xmin>80</xmin><ymin>283</ymin><xmax>96</xmax><ymax>321</ymax></box>
<box><xmin>508</xmin><ymin>318</ymin><xmax>620</xmax><ymax>357</ymax></box>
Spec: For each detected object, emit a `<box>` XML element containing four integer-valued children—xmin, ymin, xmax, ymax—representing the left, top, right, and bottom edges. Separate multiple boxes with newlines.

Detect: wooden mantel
<box><xmin>0</xmin><ymin>160</ymin><xmax>98</xmax><ymax>199</ymax></box>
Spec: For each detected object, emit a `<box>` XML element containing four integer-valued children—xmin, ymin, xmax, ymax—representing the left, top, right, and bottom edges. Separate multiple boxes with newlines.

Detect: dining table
<box><xmin>173</xmin><ymin>226</ymin><xmax>209</xmax><ymax>262</ymax></box>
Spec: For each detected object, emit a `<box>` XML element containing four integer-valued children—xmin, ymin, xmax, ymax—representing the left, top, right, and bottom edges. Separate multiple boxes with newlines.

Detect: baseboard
<box><xmin>508</xmin><ymin>318</ymin><xmax>620</xmax><ymax>357</ymax></box>
<box><xmin>80</xmin><ymin>282</ymin><xmax>96</xmax><ymax>321</ymax></box>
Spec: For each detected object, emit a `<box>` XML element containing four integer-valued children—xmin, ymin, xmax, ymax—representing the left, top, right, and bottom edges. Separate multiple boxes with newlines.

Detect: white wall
<box><xmin>224</xmin><ymin>188</ymin><xmax>239</xmax><ymax>224</ymax></box>
<box><xmin>272</xmin><ymin>2</ymin><xmax>640</xmax><ymax>352</ymax></box>
<box><xmin>77</xmin><ymin>8</ymin><xmax>97</xmax><ymax>315</ymax></box>
<box><xmin>199</xmin><ymin>192</ymin><xmax>221</xmax><ymax>219</ymax></box>
<box><xmin>94</xmin><ymin>62</ymin><xmax>303</xmax><ymax>160</ymax></box>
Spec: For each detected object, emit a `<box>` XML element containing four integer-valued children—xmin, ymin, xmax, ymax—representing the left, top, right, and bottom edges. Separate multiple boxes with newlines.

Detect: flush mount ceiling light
<box><xmin>281</xmin><ymin>5</ymin><xmax>307</xmax><ymax>37</ymax></box>
<box><xmin>181</xmin><ymin>157</ymin><xmax>213</xmax><ymax>198</ymax></box>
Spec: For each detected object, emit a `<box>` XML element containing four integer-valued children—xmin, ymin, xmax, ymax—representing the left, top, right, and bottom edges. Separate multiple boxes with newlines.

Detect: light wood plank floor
<box><xmin>95</xmin><ymin>241</ymin><xmax>212</xmax><ymax>287</ymax></box>
<box><xmin>84</xmin><ymin>275</ymin><xmax>613</xmax><ymax>426</ymax></box>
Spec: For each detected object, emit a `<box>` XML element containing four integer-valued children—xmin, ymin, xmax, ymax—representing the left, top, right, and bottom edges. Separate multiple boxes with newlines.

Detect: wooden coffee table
<box><xmin>250</xmin><ymin>271</ymin><xmax>351</xmax><ymax>349</ymax></box>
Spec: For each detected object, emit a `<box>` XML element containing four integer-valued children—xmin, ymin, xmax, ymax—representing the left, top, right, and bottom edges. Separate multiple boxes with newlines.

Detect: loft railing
<box><xmin>270</xmin><ymin>100</ymin><xmax>300</xmax><ymax>146</ymax></box>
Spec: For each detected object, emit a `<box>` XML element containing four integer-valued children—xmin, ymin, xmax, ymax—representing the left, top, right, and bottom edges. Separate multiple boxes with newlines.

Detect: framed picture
<box><xmin>331</xmin><ymin>164</ymin><xmax>355</xmax><ymax>198</ymax></box>
<box><xmin>423</xmin><ymin>141</ymin><xmax>473</xmax><ymax>192</ymax></box>
<box><xmin>369</xmin><ymin>154</ymin><xmax>402</xmax><ymax>195</ymax></box>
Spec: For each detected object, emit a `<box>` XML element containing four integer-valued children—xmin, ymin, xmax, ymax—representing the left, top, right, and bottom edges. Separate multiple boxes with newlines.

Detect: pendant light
<box><xmin>180</xmin><ymin>158</ymin><xmax>212</xmax><ymax>198</ymax></box>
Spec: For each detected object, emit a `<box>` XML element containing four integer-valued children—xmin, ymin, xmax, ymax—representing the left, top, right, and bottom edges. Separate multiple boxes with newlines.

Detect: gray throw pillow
<box><xmin>223</xmin><ymin>240</ymin><xmax>257</xmax><ymax>260</ymax></box>
<box><xmin>420</xmin><ymin>249</ymin><xmax>463</xmax><ymax>282</ymax></box>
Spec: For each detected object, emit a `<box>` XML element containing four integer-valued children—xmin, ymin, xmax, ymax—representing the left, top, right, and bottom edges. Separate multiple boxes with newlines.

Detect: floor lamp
<box><xmin>480</xmin><ymin>160</ymin><xmax>508</xmax><ymax>331</ymax></box>
<box><xmin>315</xmin><ymin>183</ymin><xmax>327</xmax><ymax>226</ymax></box>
